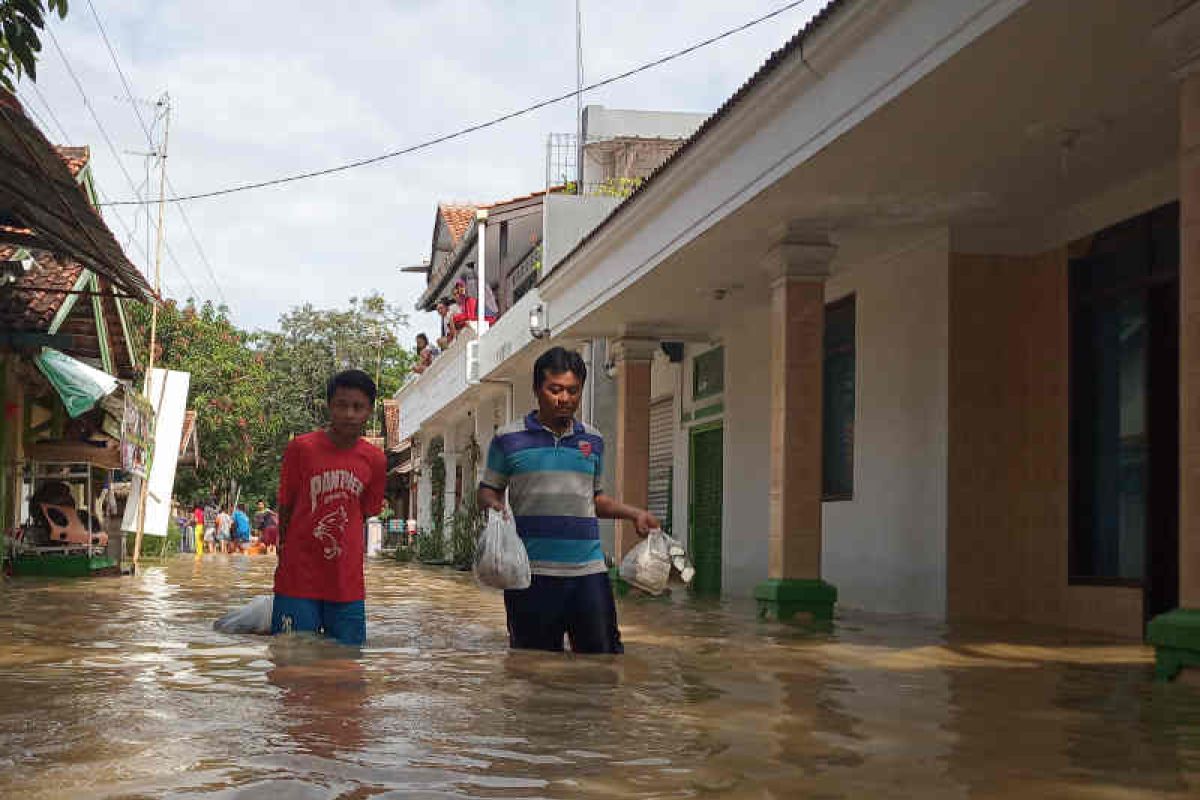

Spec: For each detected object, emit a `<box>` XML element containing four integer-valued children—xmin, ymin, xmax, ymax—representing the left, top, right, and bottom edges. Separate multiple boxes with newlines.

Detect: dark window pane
<box><xmin>823</xmin><ymin>297</ymin><xmax>855</xmax><ymax>500</ymax></box>
<box><xmin>693</xmin><ymin>347</ymin><xmax>724</xmax><ymax>400</ymax></box>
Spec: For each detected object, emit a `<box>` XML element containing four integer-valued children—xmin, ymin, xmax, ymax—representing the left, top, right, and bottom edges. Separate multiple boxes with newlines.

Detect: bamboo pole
<box><xmin>132</xmin><ymin>96</ymin><xmax>171</xmax><ymax>571</ymax></box>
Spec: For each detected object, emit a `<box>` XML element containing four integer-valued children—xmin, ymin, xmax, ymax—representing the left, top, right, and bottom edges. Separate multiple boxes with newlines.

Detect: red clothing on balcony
<box><xmin>452</xmin><ymin>296</ymin><xmax>496</xmax><ymax>329</ymax></box>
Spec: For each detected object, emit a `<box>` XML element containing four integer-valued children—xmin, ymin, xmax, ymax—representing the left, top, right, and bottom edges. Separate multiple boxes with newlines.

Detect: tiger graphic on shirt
<box><xmin>307</xmin><ymin>468</ymin><xmax>364</xmax><ymax>561</ymax></box>
<box><xmin>313</xmin><ymin>506</ymin><xmax>348</xmax><ymax>560</ymax></box>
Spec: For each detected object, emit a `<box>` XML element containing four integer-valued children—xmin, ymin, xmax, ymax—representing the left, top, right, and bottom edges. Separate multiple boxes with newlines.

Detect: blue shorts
<box><xmin>503</xmin><ymin>571</ymin><xmax>623</xmax><ymax>654</ymax></box>
<box><xmin>271</xmin><ymin>593</ymin><xmax>366</xmax><ymax>647</ymax></box>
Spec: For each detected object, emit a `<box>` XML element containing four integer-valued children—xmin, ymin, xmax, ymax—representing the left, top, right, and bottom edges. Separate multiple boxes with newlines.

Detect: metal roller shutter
<box><xmin>648</xmin><ymin>397</ymin><xmax>673</xmax><ymax>531</ymax></box>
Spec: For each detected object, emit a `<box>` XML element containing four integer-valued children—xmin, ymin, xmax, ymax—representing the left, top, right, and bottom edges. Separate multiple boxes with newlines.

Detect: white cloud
<box><xmin>19</xmin><ymin>0</ymin><xmax>825</xmax><ymax>337</ymax></box>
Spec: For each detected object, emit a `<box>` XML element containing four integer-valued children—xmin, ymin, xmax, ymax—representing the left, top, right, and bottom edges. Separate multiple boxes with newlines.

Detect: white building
<box><xmin>398</xmin><ymin>0</ymin><xmax>1200</xmax><ymax>679</ymax></box>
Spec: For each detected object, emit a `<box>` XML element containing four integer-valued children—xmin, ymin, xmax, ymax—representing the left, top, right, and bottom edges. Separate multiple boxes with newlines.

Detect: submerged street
<box><xmin>0</xmin><ymin>557</ymin><xmax>1198</xmax><ymax>799</ymax></box>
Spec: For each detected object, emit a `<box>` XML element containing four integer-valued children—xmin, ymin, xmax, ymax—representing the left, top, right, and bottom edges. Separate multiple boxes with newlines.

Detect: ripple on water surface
<box><xmin>0</xmin><ymin>556</ymin><xmax>1198</xmax><ymax>798</ymax></box>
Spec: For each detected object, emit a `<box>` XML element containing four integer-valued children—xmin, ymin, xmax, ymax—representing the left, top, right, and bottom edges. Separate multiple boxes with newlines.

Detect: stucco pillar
<box><xmin>1149</xmin><ymin>2</ymin><xmax>1200</xmax><ymax>679</ymax></box>
<box><xmin>611</xmin><ymin>337</ymin><xmax>657</xmax><ymax>560</ymax></box>
<box><xmin>753</xmin><ymin>224</ymin><xmax>838</xmax><ymax>621</ymax></box>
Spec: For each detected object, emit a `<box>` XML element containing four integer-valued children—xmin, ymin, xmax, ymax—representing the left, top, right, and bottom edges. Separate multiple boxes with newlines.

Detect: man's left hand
<box><xmin>634</xmin><ymin>510</ymin><xmax>661</xmax><ymax>537</ymax></box>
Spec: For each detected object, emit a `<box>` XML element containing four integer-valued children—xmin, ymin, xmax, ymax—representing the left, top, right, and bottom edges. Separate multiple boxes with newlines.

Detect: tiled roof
<box><xmin>481</xmin><ymin>186</ymin><xmax>563</xmax><ymax>210</ymax></box>
<box><xmin>0</xmin><ymin>245</ymin><xmax>84</xmax><ymax>331</ymax></box>
<box><xmin>53</xmin><ymin>146</ymin><xmax>89</xmax><ymax>178</ymax></box>
<box><xmin>178</xmin><ymin>410</ymin><xmax>198</xmax><ymax>461</ymax></box>
<box><xmin>0</xmin><ymin>89</ymin><xmax>153</xmax><ymax>300</ymax></box>
<box><xmin>438</xmin><ymin>204</ymin><xmax>476</xmax><ymax>244</ymax></box>
<box><xmin>382</xmin><ymin>399</ymin><xmax>401</xmax><ymax>452</ymax></box>
<box><xmin>545</xmin><ymin>0</ymin><xmax>850</xmax><ymax>274</ymax></box>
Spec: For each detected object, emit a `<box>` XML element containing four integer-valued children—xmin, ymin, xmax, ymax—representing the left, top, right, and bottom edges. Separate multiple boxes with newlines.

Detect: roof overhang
<box><xmin>0</xmin><ymin>91</ymin><xmax>154</xmax><ymax>301</ymax></box>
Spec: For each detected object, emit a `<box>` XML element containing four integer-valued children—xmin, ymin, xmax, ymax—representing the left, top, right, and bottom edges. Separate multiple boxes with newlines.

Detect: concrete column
<box><xmin>611</xmin><ymin>337</ymin><xmax>658</xmax><ymax>560</ymax></box>
<box><xmin>753</xmin><ymin>224</ymin><xmax>838</xmax><ymax>622</ymax></box>
<box><xmin>1149</xmin><ymin>2</ymin><xmax>1200</xmax><ymax>679</ymax></box>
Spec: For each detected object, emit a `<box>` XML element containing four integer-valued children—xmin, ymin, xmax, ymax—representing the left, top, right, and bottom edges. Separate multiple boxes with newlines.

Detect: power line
<box><xmin>22</xmin><ymin>82</ymin><xmax>71</xmax><ymax>142</ymax></box>
<box><xmin>43</xmin><ymin>25</ymin><xmax>220</xmax><ymax>304</ymax></box>
<box><xmin>99</xmin><ymin>0</ymin><xmax>813</xmax><ymax>206</ymax></box>
<box><xmin>19</xmin><ymin>85</ymin><xmax>207</xmax><ymax>303</ymax></box>
<box><xmin>85</xmin><ymin>0</ymin><xmax>228</xmax><ymax>304</ymax></box>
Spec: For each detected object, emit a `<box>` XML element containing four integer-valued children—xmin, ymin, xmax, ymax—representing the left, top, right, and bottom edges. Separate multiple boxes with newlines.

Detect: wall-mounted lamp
<box><xmin>529</xmin><ymin>303</ymin><xmax>550</xmax><ymax>339</ymax></box>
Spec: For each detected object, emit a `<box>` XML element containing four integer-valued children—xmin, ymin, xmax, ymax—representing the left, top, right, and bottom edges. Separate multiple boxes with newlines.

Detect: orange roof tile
<box><xmin>382</xmin><ymin>399</ymin><xmax>401</xmax><ymax>452</ymax></box>
<box><xmin>0</xmin><ymin>245</ymin><xmax>85</xmax><ymax>331</ymax></box>
<box><xmin>438</xmin><ymin>204</ymin><xmax>475</xmax><ymax>244</ymax></box>
<box><xmin>53</xmin><ymin>146</ymin><xmax>89</xmax><ymax>178</ymax></box>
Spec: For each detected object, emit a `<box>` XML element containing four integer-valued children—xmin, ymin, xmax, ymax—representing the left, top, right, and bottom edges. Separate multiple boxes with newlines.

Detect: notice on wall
<box><xmin>121</xmin><ymin>369</ymin><xmax>191</xmax><ymax>537</ymax></box>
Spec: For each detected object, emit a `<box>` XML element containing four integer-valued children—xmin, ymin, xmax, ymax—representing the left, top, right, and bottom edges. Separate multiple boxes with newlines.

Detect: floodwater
<box><xmin>1</xmin><ymin>558</ymin><xmax>1199</xmax><ymax>799</ymax></box>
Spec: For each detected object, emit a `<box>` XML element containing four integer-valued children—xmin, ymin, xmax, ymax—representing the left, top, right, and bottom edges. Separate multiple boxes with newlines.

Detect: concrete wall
<box><xmin>822</xmin><ymin>227</ymin><xmax>951</xmax><ymax>617</ymax></box>
<box><xmin>582</xmin><ymin>105</ymin><xmax>708</xmax><ymax>141</ymax></box>
<box><xmin>720</xmin><ymin>311</ymin><xmax>773</xmax><ymax>597</ymax></box>
<box><xmin>542</xmin><ymin>195</ymin><xmax>623</xmax><ymax>278</ymax></box>
<box><xmin>946</xmin><ymin>246</ymin><xmax>1144</xmax><ymax>638</ymax></box>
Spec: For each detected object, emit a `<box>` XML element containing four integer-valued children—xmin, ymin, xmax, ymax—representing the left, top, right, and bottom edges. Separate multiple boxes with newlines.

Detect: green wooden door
<box><xmin>689</xmin><ymin>422</ymin><xmax>723</xmax><ymax>596</ymax></box>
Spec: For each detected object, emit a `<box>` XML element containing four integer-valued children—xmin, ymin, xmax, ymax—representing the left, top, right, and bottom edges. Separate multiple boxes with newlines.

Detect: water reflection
<box><xmin>0</xmin><ymin>557</ymin><xmax>1198</xmax><ymax>798</ymax></box>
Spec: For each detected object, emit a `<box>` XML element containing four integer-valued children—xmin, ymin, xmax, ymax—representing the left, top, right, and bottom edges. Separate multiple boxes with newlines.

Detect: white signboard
<box><xmin>122</xmin><ymin>369</ymin><xmax>191</xmax><ymax>537</ymax></box>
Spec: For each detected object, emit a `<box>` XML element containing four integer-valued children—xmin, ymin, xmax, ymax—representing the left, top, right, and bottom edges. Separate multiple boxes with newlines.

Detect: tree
<box><xmin>0</xmin><ymin>1</ymin><xmax>69</xmax><ymax>91</ymax></box>
<box><xmin>127</xmin><ymin>292</ymin><xmax>415</xmax><ymax>508</ymax></box>
<box><xmin>255</xmin><ymin>292</ymin><xmax>413</xmax><ymax>438</ymax></box>
<box><xmin>128</xmin><ymin>299</ymin><xmax>274</xmax><ymax>504</ymax></box>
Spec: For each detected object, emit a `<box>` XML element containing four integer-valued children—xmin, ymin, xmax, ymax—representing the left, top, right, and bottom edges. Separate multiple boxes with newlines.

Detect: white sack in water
<box><xmin>213</xmin><ymin>594</ymin><xmax>273</xmax><ymax>634</ymax></box>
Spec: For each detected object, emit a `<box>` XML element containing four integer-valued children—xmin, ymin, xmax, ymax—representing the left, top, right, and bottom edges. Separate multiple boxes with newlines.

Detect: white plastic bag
<box><xmin>619</xmin><ymin>529</ymin><xmax>673</xmax><ymax>595</ymax></box>
<box><xmin>473</xmin><ymin>509</ymin><xmax>531</xmax><ymax>590</ymax></box>
<box><xmin>213</xmin><ymin>594</ymin><xmax>273</xmax><ymax>634</ymax></box>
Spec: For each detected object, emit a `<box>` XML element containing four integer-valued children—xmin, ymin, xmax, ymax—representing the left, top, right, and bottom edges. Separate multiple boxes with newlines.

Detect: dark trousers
<box><xmin>503</xmin><ymin>571</ymin><xmax>624</xmax><ymax>654</ymax></box>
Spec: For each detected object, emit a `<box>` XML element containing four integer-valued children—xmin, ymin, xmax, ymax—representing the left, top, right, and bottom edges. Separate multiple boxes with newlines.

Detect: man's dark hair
<box><xmin>416</xmin><ymin>332</ymin><xmax>428</xmax><ymax>345</ymax></box>
<box><xmin>237</xmin><ymin>503</ymin><xmax>246</xmax><ymax>512</ymax></box>
<box><xmin>533</xmin><ymin>346</ymin><xmax>587</xmax><ymax>390</ymax></box>
<box><xmin>437</xmin><ymin>296</ymin><xmax>453</xmax><ymax>308</ymax></box>
<box><xmin>327</xmin><ymin>369</ymin><xmax>377</xmax><ymax>405</ymax></box>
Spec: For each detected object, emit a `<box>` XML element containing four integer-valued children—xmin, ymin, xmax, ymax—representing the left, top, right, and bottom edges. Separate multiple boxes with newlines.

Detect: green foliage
<box><xmin>449</xmin><ymin>434</ymin><xmax>483</xmax><ymax>568</ymax></box>
<box><xmin>129</xmin><ymin>299</ymin><xmax>274</xmax><ymax>503</ymax></box>
<box><xmin>255</xmin><ymin>292</ymin><xmax>413</xmax><ymax>441</ymax></box>
<box><xmin>415</xmin><ymin>524</ymin><xmax>444</xmax><ymax>562</ymax></box>
<box><xmin>0</xmin><ymin>0</ymin><xmax>68</xmax><ymax>91</ymax></box>
<box><xmin>593</xmin><ymin>176</ymin><xmax>643</xmax><ymax>198</ymax></box>
<box><xmin>426</xmin><ymin>436</ymin><xmax>446</xmax><ymax>544</ymax></box>
<box><xmin>130</xmin><ymin>291</ymin><xmax>414</xmax><ymax>507</ymax></box>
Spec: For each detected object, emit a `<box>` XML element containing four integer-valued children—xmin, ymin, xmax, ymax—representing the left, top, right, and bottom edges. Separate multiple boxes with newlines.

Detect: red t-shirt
<box><xmin>273</xmin><ymin>431</ymin><xmax>387</xmax><ymax>602</ymax></box>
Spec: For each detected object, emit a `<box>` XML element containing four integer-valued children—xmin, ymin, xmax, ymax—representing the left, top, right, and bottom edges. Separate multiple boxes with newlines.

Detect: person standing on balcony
<box><xmin>413</xmin><ymin>333</ymin><xmax>438</xmax><ymax>374</ymax></box>
<box><xmin>451</xmin><ymin>279</ymin><xmax>497</xmax><ymax>330</ymax></box>
<box><xmin>435</xmin><ymin>298</ymin><xmax>457</xmax><ymax>349</ymax></box>
<box><xmin>477</xmin><ymin>347</ymin><xmax>660</xmax><ymax>654</ymax></box>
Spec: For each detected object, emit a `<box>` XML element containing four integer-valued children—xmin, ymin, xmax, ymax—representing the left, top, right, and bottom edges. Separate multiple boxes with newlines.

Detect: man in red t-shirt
<box><xmin>271</xmin><ymin>369</ymin><xmax>387</xmax><ymax>646</ymax></box>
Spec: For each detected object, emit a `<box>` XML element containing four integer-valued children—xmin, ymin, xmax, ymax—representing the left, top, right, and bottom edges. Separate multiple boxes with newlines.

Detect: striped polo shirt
<box><xmin>480</xmin><ymin>411</ymin><xmax>606</xmax><ymax>577</ymax></box>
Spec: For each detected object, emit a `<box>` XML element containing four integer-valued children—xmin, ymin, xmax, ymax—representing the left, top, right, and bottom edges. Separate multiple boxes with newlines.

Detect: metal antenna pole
<box><xmin>575</xmin><ymin>0</ymin><xmax>584</xmax><ymax>193</ymax></box>
<box><xmin>132</xmin><ymin>93</ymin><xmax>171</xmax><ymax>571</ymax></box>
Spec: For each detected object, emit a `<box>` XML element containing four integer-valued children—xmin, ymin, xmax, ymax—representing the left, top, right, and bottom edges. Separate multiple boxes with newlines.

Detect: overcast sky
<box><xmin>17</xmin><ymin>0</ymin><xmax>823</xmax><ymax>338</ymax></box>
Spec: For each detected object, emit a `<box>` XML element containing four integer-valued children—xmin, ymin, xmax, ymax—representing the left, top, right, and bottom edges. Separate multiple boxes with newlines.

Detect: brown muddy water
<box><xmin>1</xmin><ymin>556</ymin><xmax>1199</xmax><ymax>799</ymax></box>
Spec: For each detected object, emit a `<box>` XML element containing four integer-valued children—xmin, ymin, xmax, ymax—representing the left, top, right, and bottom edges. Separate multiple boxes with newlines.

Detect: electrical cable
<box><xmin>44</xmin><ymin>25</ymin><xmax>215</xmax><ymax>303</ymax></box>
<box><xmin>16</xmin><ymin>87</ymin><xmax>205</xmax><ymax>302</ymax></box>
<box><xmin>98</xmin><ymin>0</ymin><xmax>813</xmax><ymax>206</ymax></box>
<box><xmin>85</xmin><ymin>0</ymin><xmax>227</xmax><ymax>304</ymax></box>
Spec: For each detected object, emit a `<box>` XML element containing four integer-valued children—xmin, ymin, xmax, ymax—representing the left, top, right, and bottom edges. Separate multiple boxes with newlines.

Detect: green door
<box><xmin>689</xmin><ymin>422</ymin><xmax>723</xmax><ymax>596</ymax></box>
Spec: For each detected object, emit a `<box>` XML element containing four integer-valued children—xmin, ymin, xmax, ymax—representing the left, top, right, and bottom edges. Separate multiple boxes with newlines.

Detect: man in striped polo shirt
<box><xmin>478</xmin><ymin>346</ymin><xmax>660</xmax><ymax>653</ymax></box>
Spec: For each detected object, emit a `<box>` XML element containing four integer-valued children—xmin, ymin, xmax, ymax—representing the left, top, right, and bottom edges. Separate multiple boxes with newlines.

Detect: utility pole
<box><xmin>132</xmin><ymin>93</ymin><xmax>170</xmax><ymax>571</ymax></box>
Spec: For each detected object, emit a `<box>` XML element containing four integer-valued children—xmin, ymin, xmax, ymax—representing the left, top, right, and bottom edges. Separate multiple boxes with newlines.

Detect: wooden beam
<box><xmin>89</xmin><ymin>273</ymin><xmax>115</xmax><ymax>374</ymax></box>
<box><xmin>0</xmin><ymin>331</ymin><xmax>74</xmax><ymax>349</ymax></box>
<box><xmin>47</xmin><ymin>269</ymin><xmax>92</xmax><ymax>335</ymax></box>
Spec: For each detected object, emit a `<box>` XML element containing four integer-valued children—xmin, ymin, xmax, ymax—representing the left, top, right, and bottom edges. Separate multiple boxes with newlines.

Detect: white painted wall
<box><xmin>822</xmin><ymin>227</ymin><xmax>950</xmax><ymax>617</ymax></box>
<box><xmin>718</xmin><ymin>309</ymin><xmax>772</xmax><ymax>598</ymax></box>
<box><xmin>582</xmin><ymin>105</ymin><xmax>708</xmax><ymax>141</ymax></box>
<box><xmin>542</xmin><ymin>194</ymin><xmax>623</xmax><ymax>276</ymax></box>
